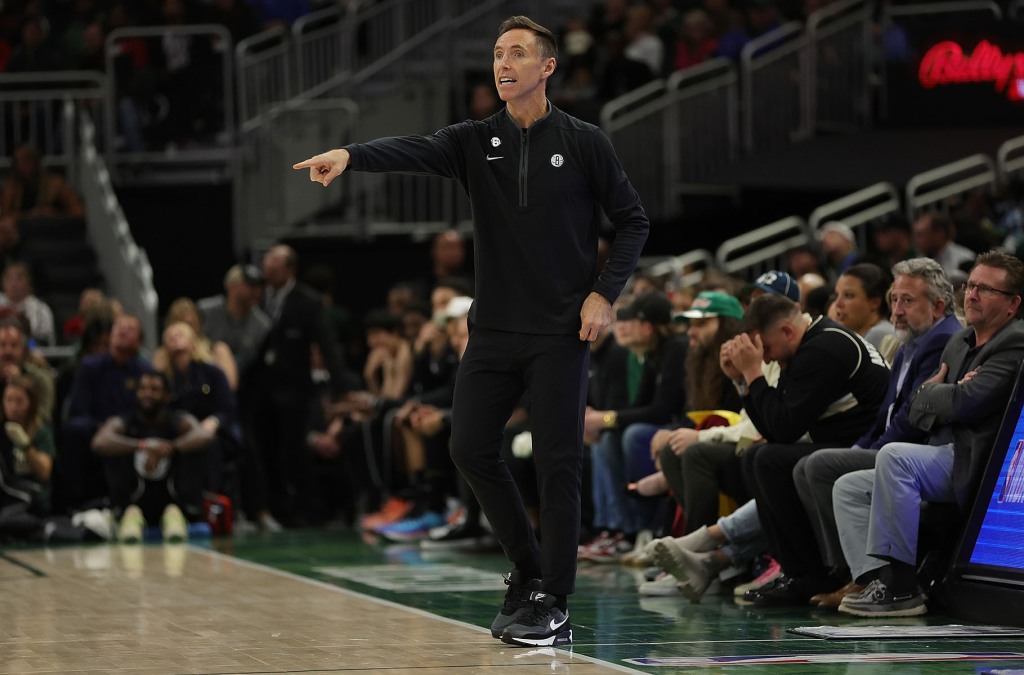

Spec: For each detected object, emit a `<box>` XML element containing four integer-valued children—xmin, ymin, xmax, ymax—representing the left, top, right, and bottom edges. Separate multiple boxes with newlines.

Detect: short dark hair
<box><xmin>741</xmin><ymin>293</ymin><xmax>801</xmax><ymax>334</ymax></box>
<box><xmin>497</xmin><ymin>15</ymin><xmax>557</xmax><ymax>60</ymax></box>
<box><xmin>364</xmin><ymin>308</ymin><xmax>402</xmax><ymax>333</ymax></box>
<box><xmin>974</xmin><ymin>250</ymin><xmax>1024</xmax><ymax>298</ymax></box>
<box><xmin>139</xmin><ymin>369</ymin><xmax>170</xmax><ymax>391</ymax></box>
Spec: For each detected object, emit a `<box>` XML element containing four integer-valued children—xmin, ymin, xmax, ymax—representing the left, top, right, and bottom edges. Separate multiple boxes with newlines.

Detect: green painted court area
<box><xmin>218</xmin><ymin>528</ymin><xmax>1024</xmax><ymax>674</ymax></box>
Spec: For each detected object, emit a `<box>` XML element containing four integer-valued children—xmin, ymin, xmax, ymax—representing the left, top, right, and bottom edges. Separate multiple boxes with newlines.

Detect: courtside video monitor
<box><xmin>946</xmin><ymin>362</ymin><xmax>1024</xmax><ymax>626</ymax></box>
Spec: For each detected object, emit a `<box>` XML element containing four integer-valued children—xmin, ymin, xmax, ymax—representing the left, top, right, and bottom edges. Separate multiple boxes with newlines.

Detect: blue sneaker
<box><xmin>375</xmin><ymin>511</ymin><xmax>446</xmax><ymax>541</ymax></box>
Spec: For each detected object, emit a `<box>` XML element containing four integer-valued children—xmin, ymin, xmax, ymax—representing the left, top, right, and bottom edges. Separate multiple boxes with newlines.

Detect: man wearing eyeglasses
<box><xmin>834</xmin><ymin>250</ymin><xmax>1024</xmax><ymax>617</ymax></box>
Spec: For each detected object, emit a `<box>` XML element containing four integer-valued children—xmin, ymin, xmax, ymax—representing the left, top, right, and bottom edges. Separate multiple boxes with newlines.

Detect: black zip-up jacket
<box><xmin>345</xmin><ymin>103</ymin><xmax>650</xmax><ymax>335</ymax></box>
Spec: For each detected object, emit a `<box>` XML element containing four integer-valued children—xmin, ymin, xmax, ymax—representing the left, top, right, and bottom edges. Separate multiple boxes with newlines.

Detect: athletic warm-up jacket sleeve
<box><xmin>584</xmin><ymin>129</ymin><xmax>649</xmax><ymax>304</ymax></box>
<box><xmin>345</xmin><ymin>126</ymin><xmax>466</xmax><ymax>180</ymax></box>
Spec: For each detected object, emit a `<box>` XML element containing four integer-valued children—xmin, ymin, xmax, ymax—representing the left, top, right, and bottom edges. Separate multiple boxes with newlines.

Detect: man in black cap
<box><xmin>580</xmin><ymin>290</ymin><xmax>687</xmax><ymax>562</ymax></box>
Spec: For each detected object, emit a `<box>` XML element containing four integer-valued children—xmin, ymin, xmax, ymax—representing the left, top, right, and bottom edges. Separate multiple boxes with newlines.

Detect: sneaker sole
<box><xmin>837</xmin><ymin>603</ymin><xmax>927</xmax><ymax>618</ymax></box>
<box><xmin>501</xmin><ymin>628</ymin><xmax>572</xmax><ymax>647</ymax></box>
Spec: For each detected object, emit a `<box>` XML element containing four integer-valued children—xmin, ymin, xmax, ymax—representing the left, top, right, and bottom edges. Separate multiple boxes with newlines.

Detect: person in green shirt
<box><xmin>1</xmin><ymin>374</ymin><xmax>55</xmax><ymax>514</ymax></box>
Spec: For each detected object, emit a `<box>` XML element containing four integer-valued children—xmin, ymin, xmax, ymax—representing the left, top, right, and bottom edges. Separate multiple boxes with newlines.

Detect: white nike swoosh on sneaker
<box><xmin>548</xmin><ymin>614</ymin><xmax>568</xmax><ymax>632</ymax></box>
<box><xmin>486</xmin><ymin>155</ymin><xmax>503</xmax><ymax>161</ymax></box>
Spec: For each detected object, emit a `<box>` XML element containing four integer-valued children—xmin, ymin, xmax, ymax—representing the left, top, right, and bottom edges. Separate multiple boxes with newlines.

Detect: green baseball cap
<box><xmin>679</xmin><ymin>291</ymin><xmax>744</xmax><ymax>321</ymax></box>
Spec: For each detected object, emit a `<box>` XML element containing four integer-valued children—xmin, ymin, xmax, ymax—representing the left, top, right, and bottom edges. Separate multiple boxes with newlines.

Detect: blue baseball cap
<box><xmin>754</xmin><ymin>270</ymin><xmax>800</xmax><ymax>303</ymax></box>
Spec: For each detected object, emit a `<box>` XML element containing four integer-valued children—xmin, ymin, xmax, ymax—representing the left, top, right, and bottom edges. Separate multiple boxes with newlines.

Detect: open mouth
<box><xmin>499</xmin><ymin>77</ymin><xmax>516</xmax><ymax>85</ymax></box>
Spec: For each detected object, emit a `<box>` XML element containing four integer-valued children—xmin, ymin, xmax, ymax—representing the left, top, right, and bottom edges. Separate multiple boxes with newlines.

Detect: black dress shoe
<box><xmin>747</xmin><ymin>575</ymin><xmax>829</xmax><ymax>607</ymax></box>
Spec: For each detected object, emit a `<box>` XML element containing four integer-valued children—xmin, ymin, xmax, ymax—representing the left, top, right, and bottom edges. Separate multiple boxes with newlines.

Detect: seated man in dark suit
<box><xmin>835</xmin><ymin>250</ymin><xmax>1024</xmax><ymax>617</ymax></box>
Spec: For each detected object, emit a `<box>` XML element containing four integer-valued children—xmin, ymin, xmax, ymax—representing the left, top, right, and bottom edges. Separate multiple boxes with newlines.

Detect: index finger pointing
<box><xmin>292</xmin><ymin>158</ymin><xmax>319</xmax><ymax>170</ymax></box>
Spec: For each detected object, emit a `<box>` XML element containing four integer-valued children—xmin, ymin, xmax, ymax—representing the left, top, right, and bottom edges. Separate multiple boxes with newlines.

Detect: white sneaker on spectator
<box><xmin>639</xmin><ymin>572</ymin><xmax>682</xmax><ymax>597</ymax></box>
<box><xmin>259</xmin><ymin>512</ymin><xmax>284</xmax><ymax>533</ymax></box>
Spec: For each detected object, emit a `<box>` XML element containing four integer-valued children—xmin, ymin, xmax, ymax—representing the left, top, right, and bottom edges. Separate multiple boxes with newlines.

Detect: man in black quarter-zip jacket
<box><xmin>294</xmin><ymin>15</ymin><xmax>649</xmax><ymax>648</ymax></box>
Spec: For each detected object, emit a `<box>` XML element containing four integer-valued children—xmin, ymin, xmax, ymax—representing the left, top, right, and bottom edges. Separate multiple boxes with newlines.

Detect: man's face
<box><xmin>2</xmin><ymin>268</ymin><xmax>29</xmax><ymax>303</ymax></box>
<box><xmin>756</xmin><ymin>321</ymin><xmax>793</xmax><ymax>364</ymax></box>
<box><xmin>687</xmin><ymin>316</ymin><xmax>720</xmax><ymax>352</ymax></box>
<box><xmin>963</xmin><ymin>264</ymin><xmax>1020</xmax><ymax>332</ymax></box>
<box><xmin>493</xmin><ymin>28</ymin><xmax>554</xmax><ymax>105</ymax></box>
<box><xmin>890</xmin><ymin>274</ymin><xmax>939</xmax><ymax>340</ymax></box>
<box><xmin>912</xmin><ymin>215</ymin><xmax>940</xmax><ymax>256</ymax></box>
<box><xmin>110</xmin><ymin>316</ymin><xmax>142</xmax><ymax>355</ymax></box>
<box><xmin>226</xmin><ymin>279</ymin><xmax>252</xmax><ymax>309</ymax></box>
<box><xmin>136</xmin><ymin>374</ymin><xmax>167</xmax><ymax>414</ymax></box>
<box><xmin>261</xmin><ymin>249</ymin><xmax>291</xmax><ymax>288</ymax></box>
<box><xmin>0</xmin><ymin>327</ymin><xmax>25</xmax><ymax>365</ymax></box>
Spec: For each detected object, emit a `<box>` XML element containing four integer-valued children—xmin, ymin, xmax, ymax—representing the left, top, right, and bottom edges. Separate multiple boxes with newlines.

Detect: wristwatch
<box><xmin>603</xmin><ymin>411</ymin><xmax>618</xmax><ymax>429</ymax></box>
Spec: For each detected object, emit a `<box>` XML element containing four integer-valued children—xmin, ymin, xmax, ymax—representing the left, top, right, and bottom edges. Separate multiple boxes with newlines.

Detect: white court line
<box><xmin>191</xmin><ymin>545</ymin><xmax>647</xmax><ymax>674</ymax></box>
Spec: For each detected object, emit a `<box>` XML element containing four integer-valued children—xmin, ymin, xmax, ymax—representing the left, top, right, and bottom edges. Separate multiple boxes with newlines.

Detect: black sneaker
<box><xmin>745</xmin><ymin>575</ymin><xmax>832</xmax><ymax>608</ymax></box>
<box><xmin>490</xmin><ymin>571</ymin><xmax>542</xmax><ymax>638</ymax></box>
<box><xmin>500</xmin><ymin>591</ymin><xmax>572</xmax><ymax>647</ymax></box>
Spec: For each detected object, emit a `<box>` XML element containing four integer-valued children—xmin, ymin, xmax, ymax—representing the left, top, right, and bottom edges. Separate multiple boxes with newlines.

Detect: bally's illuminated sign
<box><xmin>918</xmin><ymin>40</ymin><xmax>1024</xmax><ymax>101</ymax></box>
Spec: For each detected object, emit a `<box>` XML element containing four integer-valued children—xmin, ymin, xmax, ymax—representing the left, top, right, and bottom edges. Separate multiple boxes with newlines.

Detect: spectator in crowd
<box><xmin>652</xmin><ymin>291</ymin><xmax>744</xmax><ymax>532</ymax></box>
<box><xmin>362</xmin><ymin>308</ymin><xmax>413</xmax><ymax>402</ymax></box>
<box><xmin>793</xmin><ymin>258</ymin><xmax>960</xmax><ymax>608</ymax></box>
<box><xmin>580</xmin><ymin>291</ymin><xmax>688</xmax><ymax>562</ymax></box>
<box><xmin>92</xmin><ymin>370</ymin><xmax>213</xmax><ymax>542</ymax></box>
<box><xmin>0</xmin><ymin>374</ymin><xmax>55</xmax><ymax>515</ymax></box>
<box><xmin>0</xmin><ymin>317</ymin><xmax>54</xmax><ymax>422</ymax></box>
<box><xmin>834</xmin><ymin>251</ymin><xmax>1024</xmax><ymax>616</ymax></box>
<box><xmin>796</xmin><ymin>272</ymin><xmax>826</xmax><ymax>304</ymax></box>
<box><xmin>817</xmin><ymin>221</ymin><xmax>859</xmax><ymax>279</ymax></box>
<box><xmin>674</xmin><ymin>9</ymin><xmax>718</xmax><ymax>71</ymax></box>
<box><xmin>0</xmin><ymin>215</ymin><xmax>25</xmax><ymax>275</ymax></box>
<box><xmin>154</xmin><ymin>297</ymin><xmax>238</xmax><ymax>390</ymax></box>
<box><xmin>5</xmin><ymin>17</ymin><xmax>65</xmax><ymax>73</ymax></box>
<box><xmin>372</xmin><ymin>296</ymin><xmax>473</xmax><ymax>542</ymax></box>
<box><xmin>624</xmin><ymin>3</ymin><xmax>664</xmax><ymax>77</ymax></box>
<box><xmin>714</xmin><ymin>0</ymin><xmax>781</xmax><ymax>61</ymax></box>
<box><xmin>1</xmin><ymin>143</ymin><xmax>84</xmax><ymax>221</ymax></box>
<box><xmin>642</xmin><ymin>499</ymin><xmax>771</xmax><ymax>601</ymax></box>
<box><xmin>304</xmin><ymin>263</ymin><xmax>354</xmax><ymax>361</ymax></box>
<box><xmin>62</xmin><ymin>288</ymin><xmax>107</xmax><ymax>343</ymax></box>
<box><xmin>597</xmin><ymin>28</ymin><xmax>654</xmax><ymax>102</ymax></box>
<box><xmin>730</xmin><ymin>293</ymin><xmax>889</xmax><ymax>606</ymax></box>
<box><xmin>913</xmin><ymin>212</ymin><xmax>976</xmax><ymax>278</ymax></box>
<box><xmin>72</xmin><ymin>20</ymin><xmax>105</xmax><ymax>71</ymax></box>
<box><xmin>158</xmin><ymin>321</ymin><xmax>236</xmax><ymax>495</ymax></box>
<box><xmin>468</xmin><ymin>81</ymin><xmax>503</xmax><ymax>121</ymax></box>
<box><xmin>61</xmin><ymin>0</ymin><xmax>99</xmax><ymax>67</ymax></box>
<box><xmin>589</xmin><ymin>0</ymin><xmax>630</xmax><ymax>46</ymax></box>
<box><xmin>0</xmin><ymin>262</ymin><xmax>55</xmax><ymax>345</ymax></box>
<box><xmin>638</xmin><ymin>275</ymin><xmax>799</xmax><ymax>593</ymax></box>
<box><xmin>784</xmin><ymin>244</ymin><xmax>826</xmax><ymax>280</ymax></box>
<box><xmin>803</xmin><ymin>283</ymin><xmax>833</xmax><ymax>320</ymax></box>
<box><xmin>60</xmin><ymin>313</ymin><xmax>150</xmax><ymax>511</ymax></box>
<box><xmin>429</xmin><ymin>230</ymin><xmax>471</xmax><ymax>289</ymax></box>
<box><xmin>829</xmin><ymin>262</ymin><xmax>895</xmax><ymax>352</ymax></box>
<box><xmin>871</xmin><ymin>213</ymin><xmax>916</xmax><ymax>269</ymax></box>
<box><xmin>197</xmin><ymin>264</ymin><xmax>271</xmax><ymax>375</ymax></box>
<box><xmin>244</xmin><ymin>244</ymin><xmax>355</xmax><ymax>528</ymax></box>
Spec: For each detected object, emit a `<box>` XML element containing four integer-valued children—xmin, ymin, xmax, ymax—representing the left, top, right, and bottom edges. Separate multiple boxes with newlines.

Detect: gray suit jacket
<box><xmin>909</xmin><ymin>318</ymin><xmax>1024</xmax><ymax>507</ymax></box>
